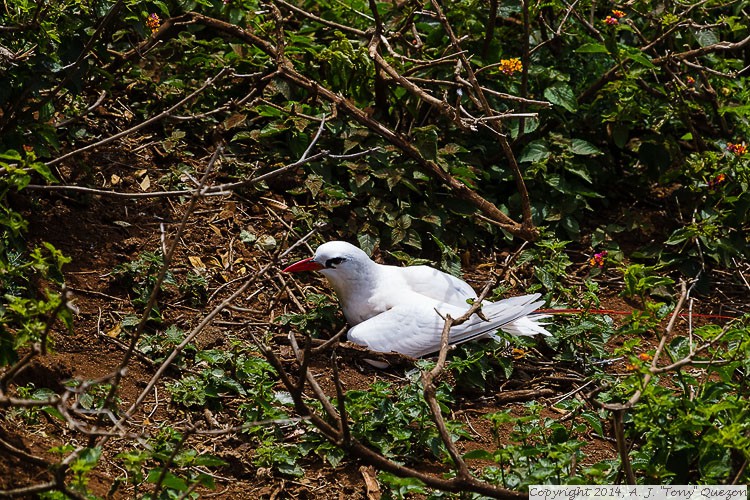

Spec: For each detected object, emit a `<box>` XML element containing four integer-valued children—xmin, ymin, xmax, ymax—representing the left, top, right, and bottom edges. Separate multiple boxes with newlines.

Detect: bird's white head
<box><xmin>282</xmin><ymin>241</ymin><xmax>372</xmax><ymax>277</ymax></box>
<box><xmin>283</xmin><ymin>241</ymin><xmax>382</xmax><ymax>325</ymax></box>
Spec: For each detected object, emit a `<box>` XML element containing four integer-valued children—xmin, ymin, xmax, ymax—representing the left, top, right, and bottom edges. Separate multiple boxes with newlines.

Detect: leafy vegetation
<box><xmin>1</xmin><ymin>0</ymin><xmax>749</xmax><ymax>497</ymax></box>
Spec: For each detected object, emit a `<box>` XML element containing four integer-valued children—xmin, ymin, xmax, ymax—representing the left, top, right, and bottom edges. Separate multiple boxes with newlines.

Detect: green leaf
<box><xmin>377</xmin><ymin>472</ymin><xmax>427</xmax><ymax>493</ymax></box>
<box><xmin>76</xmin><ymin>447</ymin><xmax>102</xmax><ymax>467</ymax></box>
<box><xmin>518</xmin><ymin>140</ymin><xmax>550</xmax><ymax>163</ymax></box>
<box><xmin>509</xmin><ymin>116</ymin><xmax>540</xmax><ymax>139</ymax></box>
<box><xmin>463</xmin><ymin>449</ymin><xmax>494</xmax><ymax>460</ymax></box>
<box><xmin>612</xmin><ymin>124</ymin><xmax>629</xmax><ymax>148</ymax></box>
<box><xmin>231</xmin><ymin>131</ymin><xmax>255</xmax><ymax>142</ymax></box>
<box><xmin>42</xmin><ymin>405</ymin><xmax>65</xmax><ymax>421</ymax></box>
<box><xmin>665</xmin><ymin>228</ymin><xmax>693</xmax><ymax>245</ymax></box>
<box><xmin>718</xmin><ymin>104</ymin><xmax>750</xmax><ymax>117</ymax></box>
<box><xmin>29</xmin><ymin>162</ymin><xmax>58</xmax><ymax>183</ymax></box>
<box><xmin>0</xmin><ymin>150</ymin><xmax>22</xmax><ymax>161</ymax></box>
<box><xmin>544</xmin><ymin>83</ymin><xmax>578</xmax><ymax>113</ymax></box>
<box><xmin>146</xmin><ymin>469</ymin><xmax>189</xmax><ymax>491</ymax></box>
<box><xmin>566</xmin><ymin>166</ymin><xmax>593</xmax><ymax>183</ymax></box>
<box><xmin>579</xmin><ymin>411</ymin><xmax>604</xmax><ymax>435</ymax></box>
<box><xmin>535</xmin><ymin>266</ymin><xmax>556</xmax><ymax>291</ymax></box>
<box><xmin>277</xmin><ymin>461</ymin><xmax>304</xmax><ymax>477</ymax></box>
<box><xmin>413</xmin><ymin>125</ymin><xmax>439</xmax><ymax>161</ymax></box>
<box><xmin>625</xmin><ymin>50</ymin><xmax>655</xmax><ymax>68</ymax></box>
<box><xmin>694</xmin><ymin>29</ymin><xmax>719</xmax><ymax>47</ymax></box>
<box><xmin>561</xmin><ymin>216</ymin><xmax>580</xmax><ymax>236</ymax></box>
<box><xmin>36</xmin><ymin>126</ymin><xmax>60</xmax><ymax>150</ymax></box>
<box><xmin>193</xmin><ymin>454</ymin><xmax>228</xmax><ymax>467</ymax></box>
<box><xmin>576</xmin><ymin>43</ymin><xmax>609</xmax><ymax>53</ymax></box>
<box><xmin>357</xmin><ymin>233</ymin><xmax>378</xmax><ymax>256</ymax></box>
<box><xmin>496</xmin><ymin>357</ymin><xmax>514</xmax><ymax>379</ymax></box>
<box><xmin>323</xmin><ymin>446</ymin><xmax>345</xmax><ymax>467</ymax></box>
<box><xmin>570</xmin><ymin>139</ymin><xmax>602</xmax><ymax>156</ymax></box>
<box><xmin>669</xmin><ymin>336</ymin><xmax>691</xmax><ymax>358</ymax></box>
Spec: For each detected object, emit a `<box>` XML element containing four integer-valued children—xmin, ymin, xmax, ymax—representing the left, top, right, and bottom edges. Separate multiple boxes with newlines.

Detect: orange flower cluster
<box><xmin>512</xmin><ymin>348</ymin><xmax>528</xmax><ymax>359</ymax></box>
<box><xmin>589</xmin><ymin>250</ymin><xmax>608</xmax><ymax>268</ymax></box>
<box><xmin>499</xmin><ymin>58</ymin><xmax>522</xmax><ymax>76</ymax></box>
<box><xmin>626</xmin><ymin>352</ymin><xmax>652</xmax><ymax>371</ymax></box>
<box><xmin>604</xmin><ymin>9</ymin><xmax>626</xmax><ymax>25</ymax></box>
<box><xmin>727</xmin><ymin>142</ymin><xmax>747</xmax><ymax>156</ymax></box>
<box><xmin>708</xmin><ymin>173</ymin><xmax>727</xmax><ymax>190</ymax></box>
<box><xmin>146</xmin><ymin>13</ymin><xmax>161</xmax><ymax>33</ymax></box>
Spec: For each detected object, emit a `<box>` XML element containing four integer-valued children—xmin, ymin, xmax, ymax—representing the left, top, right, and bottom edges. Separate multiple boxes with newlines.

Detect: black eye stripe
<box><xmin>325</xmin><ymin>257</ymin><xmax>346</xmax><ymax>268</ymax></box>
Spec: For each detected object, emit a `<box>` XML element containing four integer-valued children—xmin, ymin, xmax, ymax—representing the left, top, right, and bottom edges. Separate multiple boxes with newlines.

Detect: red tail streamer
<box><xmin>537</xmin><ymin>308</ymin><xmax>739</xmax><ymax>320</ymax></box>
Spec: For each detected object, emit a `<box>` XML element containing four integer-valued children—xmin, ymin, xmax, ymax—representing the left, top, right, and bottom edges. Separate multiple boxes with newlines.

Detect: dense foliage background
<box><xmin>1</xmin><ymin>0</ymin><xmax>749</xmax><ymax>498</ymax></box>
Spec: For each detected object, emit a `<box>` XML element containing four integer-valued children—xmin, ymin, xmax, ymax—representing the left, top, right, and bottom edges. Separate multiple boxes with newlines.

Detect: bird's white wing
<box><xmin>392</xmin><ymin>265</ymin><xmax>477</xmax><ymax>306</ymax></box>
<box><xmin>347</xmin><ymin>293</ymin><xmax>546</xmax><ymax>358</ymax></box>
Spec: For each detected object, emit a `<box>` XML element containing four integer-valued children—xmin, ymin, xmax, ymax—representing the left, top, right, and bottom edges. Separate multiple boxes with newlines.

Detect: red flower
<box><xmin>727</xmin><ymin>142</ymin><xmax>747</xmax><ymax>156</ymax></box>
<box><xmin>708</xmin><ymin>173</ymin><xmax>727</xmax><ymax>190</ymax></box>
<box><xmin>589</xmin><ymin>250</ymin><xmax>608</xmax><ymax>268</ymax></box>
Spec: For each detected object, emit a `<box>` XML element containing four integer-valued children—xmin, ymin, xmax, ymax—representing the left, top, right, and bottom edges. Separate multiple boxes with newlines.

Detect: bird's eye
<box><xmin>325</xmin><ymin>257</ymin><xmax>346</xmax><ymax>268</ymax></box>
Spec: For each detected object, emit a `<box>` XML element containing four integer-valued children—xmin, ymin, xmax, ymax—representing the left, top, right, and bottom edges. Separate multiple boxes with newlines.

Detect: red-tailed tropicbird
<box><xmin>283</xmin><ymin>241</ymin><xmax>551</xmax><ymax>358</ymax></box>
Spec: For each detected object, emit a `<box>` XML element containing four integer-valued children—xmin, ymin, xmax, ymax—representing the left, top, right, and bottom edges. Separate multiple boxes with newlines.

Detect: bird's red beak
<box><xmin>282</xmin><ymin>257</ymin><xmax>324</xmax><ymax>273</ymax></box>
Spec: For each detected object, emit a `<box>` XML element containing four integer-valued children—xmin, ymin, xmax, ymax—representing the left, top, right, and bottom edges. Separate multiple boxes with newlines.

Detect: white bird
<box><xmin>283</xmin><ymin>241</ymin><xmax>550</xmax><ymax>359</ymax></box>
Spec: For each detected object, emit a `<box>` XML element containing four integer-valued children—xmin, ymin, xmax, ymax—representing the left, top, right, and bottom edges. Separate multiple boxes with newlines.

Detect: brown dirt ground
<box><xmin>2</xmin><ymin>164</ymin><xmax>746</xmax><ymax>498</ymax></box>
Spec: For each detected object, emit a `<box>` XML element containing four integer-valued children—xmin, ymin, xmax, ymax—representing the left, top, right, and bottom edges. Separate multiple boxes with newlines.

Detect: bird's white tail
<box><xmin>500</xmin><ymin>314</ymin><xmax>552</xmax><ymax>337</ymax></box>
<box><xmin>449</xmin><ymin>293</ymin><xmax>550</xmax><ymax>347</ymax></box>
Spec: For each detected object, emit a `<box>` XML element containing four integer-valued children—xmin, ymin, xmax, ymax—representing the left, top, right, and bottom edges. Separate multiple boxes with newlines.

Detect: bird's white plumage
<box><xmin>347</xmin><ymin>294</ymin><xmax>546</xmax><ymax>357</ymax></box>
<box><xmin>393</xmin><ymin>265</ymin><xmax>477</xmax><ymax>306</ymax></box>
<box><xmin>286</xmin><ymin>241</ymin><xmax>551</xmax><ymax>358</ymax></box>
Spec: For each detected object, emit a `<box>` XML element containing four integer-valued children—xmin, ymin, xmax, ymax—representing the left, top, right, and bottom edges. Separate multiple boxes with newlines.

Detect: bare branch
<box><xmin>421</xmin><ymin>280</ymin><xmax>495</xmax><ymax>480</ymax></box>
<box><xmin>428</xmin><ymin>0</ymin><xmax>536</xmax><ymax>233</ymax></box>
<box><xmin>26</xmin><ymin>147</ymin><xmax>379</xmax><ymax>199</ymax></box>
<box><xmin>0</xmin><ymin>344</ymin><xmax>41</xmax><ymax>394</ymax></box>
<box><xmin>104</xmin><ymin>11</ymin><xmax>536</xmax><ymax>240</ymax></box>
<box><xmin>600</xmin><ymin>280</ymin><xmax>690</xmax><ymax>411</ymax></box>
<box><xmin>0</xmin><ymin>481</ymin><xmax>58</xmax><ymax>498</ymax></box>
<box><xmin>0</xmin><ymin>435</ymin><xmax>51</xmax><ymax>468</ymax></box>
<box><xmin>274</xmin><ymin>0</ymin><xmax>367</xmax><ymax>37</ymax></box>
<box><xmin>653</xmin><ymin>33</ymin><xmax>750</xmax><ymax>64</ymax></box>
<box><xmin>46</xmin><ymin>68</ymin><xmax>231</xmax><ymax>167</ymax></box>
<box><xmin>612</xmin><ymin>409</ymin><xmax>636</xmax><ymax>485</ymax></box>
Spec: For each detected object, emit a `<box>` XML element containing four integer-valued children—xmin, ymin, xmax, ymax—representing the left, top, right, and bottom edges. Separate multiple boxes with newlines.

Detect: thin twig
<box><xmin>428</xmin><ymin>0</ymin><xmax>536</xmax><ymax>234</ymax></box>
<box><xmin>421</xmin><ymin>280</ymin><xmax>495</xmax><ymax>479</ymax></box>
<box><xmin>600</xmin><ymin>280</ymin><xmax>689</xmax><ymax>411</ymax></box>
<box><xmin>27</xmin><ymin>147</ymin><xmax>378</xmax><ymax>199</ymax></box>
<box><xmin>46</xmin><ymin>68</ymin><xmax>230</xmax><ymax>167</ymax></box>
<box><xmin>0</xmin><ymin>435</ymin><xmax>51</xmax><ymax>468</ymax></box>
<box><xmin>612</xmin><ymin>409</ymin><xmax>636</xmax><ymax>485</ymax></box>
<box><xmin>121</xmin><ymin>260</ymin><xmax>273</xmax><ymax>421</ymax></box>
<box><xmin>91</xmin><ymin>145</ymin><xmax>224</xmax><ymax>449</ymax></box>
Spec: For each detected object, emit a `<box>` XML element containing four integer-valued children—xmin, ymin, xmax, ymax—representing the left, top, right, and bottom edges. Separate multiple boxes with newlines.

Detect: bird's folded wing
<box><xmin>347</xmin><ymin>293</ymin><xmax>545</xmax><ymax>358</ymax></box>
<box><xmin>395</xmin><ymin>265</ymin><xmax>478</xmax><ymax>306</ymax></box>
